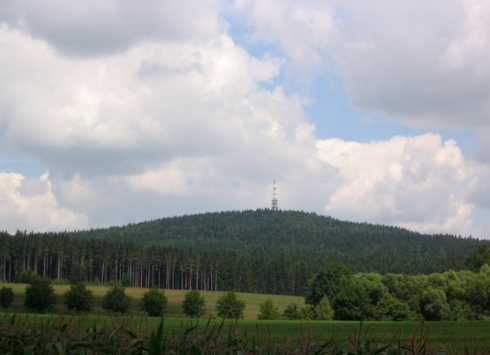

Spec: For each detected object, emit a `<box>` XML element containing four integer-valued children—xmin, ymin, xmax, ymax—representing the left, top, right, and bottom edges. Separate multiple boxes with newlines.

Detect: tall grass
<box><xmin>1</xmin><ymin>312</ymin><xmax>486</xmax><ymax>354</ymax></box>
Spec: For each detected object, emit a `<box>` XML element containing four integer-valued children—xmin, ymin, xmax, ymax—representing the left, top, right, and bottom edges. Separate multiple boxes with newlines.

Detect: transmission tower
<box><xmin>271</xmin><ymin>180</ymin><xmax>278</xmax><ymax>211</ymax></box>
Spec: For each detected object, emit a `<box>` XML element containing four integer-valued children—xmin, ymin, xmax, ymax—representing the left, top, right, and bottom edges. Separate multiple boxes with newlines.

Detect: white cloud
<box><xmin>1</xmin><ymin>1</ymin><xmax>490</xmax><ymax>240</ymax></box>
<box><xmin>0</xmin><ymin>172</ymin><xmax>88</xmax><ymax>232</ymax></box>
<box><xmin>0</xmin><ymin>0</ymin><xmax>223</xmax><ymax>57</ymax></box>
<box><xmin>235</xmin><ymin>0</ymin><xmax>490</xmax><ymax>129</ymax></box>
<box><xmin>316</xmin><ymin>133</ymin><xmax>478</xmax><ymax>235</ymax></box>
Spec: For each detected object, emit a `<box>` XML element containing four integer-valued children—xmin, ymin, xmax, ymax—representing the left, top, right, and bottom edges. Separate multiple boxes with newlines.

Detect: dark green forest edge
<box><xmin>2</xmin><ymin>209</ymin><xmax>490</xmax><ymax>321</ymax></box>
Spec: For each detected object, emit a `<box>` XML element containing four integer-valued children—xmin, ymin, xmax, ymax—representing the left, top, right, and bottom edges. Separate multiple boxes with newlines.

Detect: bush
<box><xmin>24</xmin><ymin>278</ymin><xmax>57</xmax><ymax>313</ymax></box>
<box><xmin>102</xmin><ymin>285</ymin><xmax>132</xmax><ymax>313</ymax></box>
<box><xmin>305</xmin><ymin>263</ymin><xmax>352</xmax><ymax>307</ymax></box>
<box><xmin>64</xmin><ymin>282</ymin><xmax>94</xmax><ymax>313</ymax></box>
<box><xmin>215</xmin><ymin>291</ymin><xmax>246</xmax><ymax>319</ymax></box>
<box><xmin>181</xmin><ymin>290</ymin><xmax>206</xmax><ymax>317</ymax></box>
<box><xmin>257</xmin><ymin>299</ymin><xmax>280</xmax><ymax>320</ymax></box>
<box><xmin>298</xmin><ymin>305</ymin><xmax>315</xmax><ymax>320</ymax></box>
<box><xmin>141</xmin><ymin>286</ymin><xmax>167</xmax><ymax>317</ymax></box>
<box><xmin>283</xmin><ymin>303</ymin><xmax>301</xmax><ymax>320</ymax></box>
<box><xmin>420</xmin><ymin>288</ymin><xmax>450</xmax><ymax>321</ymax></box>
<box><xmin>0</xmin><ymin>287</ymin><xmax>14</xmax><ymax>309</ymax></box>
<box><xmin>68</xmin><ymin>264</ymin><xmax>86</xmax><ymax>284</ymax></box>
<box><xmin>315</xmin><ymin>295</ymin><xmax>333</xmax><ymax>320</ymax></box>
<box><xmin>374</xmin><ymin>293</ymin><xmax>411</xmax><ymax>321</ymax></box>
<box><xmin>332</xmin><ymin>283</ymin><xmax>374</xmax><ymax>321</ymax></box>
<box><xmin>122</xmin><ymin>273</ymin><xmax>132</xmax><ymax>287</ymax></box>
<box><xmin>15</xmin><ymin>268</ymin><xmax>39</xmax><ymax>284</ymax></box>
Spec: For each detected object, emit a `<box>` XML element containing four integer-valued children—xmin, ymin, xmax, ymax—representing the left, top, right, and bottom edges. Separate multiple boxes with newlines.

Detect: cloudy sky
<box><xmin>1</xmin><ymin>0</ymin><xmax>490</xmax><ymax>238</ymax></box>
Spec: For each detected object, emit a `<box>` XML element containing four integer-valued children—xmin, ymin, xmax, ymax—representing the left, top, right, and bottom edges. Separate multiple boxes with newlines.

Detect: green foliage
<box><xmin>315</xmin><ymin>295</ymin><xmax>333</xmax><ymax>320</ymax></box>
<box><xmin>181</xmin><ymin>290</ymin><xmax>206</xmax><ymax>317</ymax></box>
<box><xmin>305</xmin><ymin>263</ymin><xmax>351</xmax><ymax>307</ymax></box>
<box><xmin>0</xmin><ymin>287</ymin><xmax>14</xmax><ymax>309</ymax></box>
<box><xmin>463</xmin><ymin>243</ymin><xmax>490</xmax><ymax>271</ymax></box>
<box><xmin>374</xmin><ymin>293</ymin><xmax>411</xmax><ymax>321</ymax></box>
<box><xmin>257</xmin><ymin>299</ymin><xmax>280</xmax><ymax>320</ymax></box>
<box><xmin>141</xmin><ymin>286</ymin><xmax>167</xmax><ymax>317</ymax></box>
<box><xmin>298</xmin><ymin>305</ymin><xmax>316</xmax><ymax>320</ymax></box>
<box><xmin>121</xmin><ymin>273</ymin><xmax>132</xmax><ymax>287</ymax></box>
<box><xmin>215</xmin><ymin>291</ymin><xmax>246</xmax><ymax>319</ymax></box>
<box><xmin>283</xmin><ymin>303</ymin><xmax>301</xmax><ymax>320</ymax></box>
<box><xmin>102</xmin><ymin>285</ymin><xmax>132</xmax><ymax>314</ymax></box>
<box><xmin>420</xmin><ymin>288</ymin><xmax>450</xmax><ymax>321</ymax></box>
<box><xmin>63</xmin><ymin>282</ymin><xmax>93</xmax><ymax>312</ymax></box>
<box><xmin>332</xmin><ymin>283</ymin><xmax>375</xmax><ymax>321</ymax></box>
<box><xmin>68</xmin><ymin>264</ymin><xmax>86</xmax><ymax>284</ymax></box>
<box><xmin>447</xmin><ymin>299</ymin><xmax>476</xmax><ymax>320</ymax></box>
<box><xmin>15</xmin><ymin>268</ymin><xmax>39</xmax><ymax>284</ymax></box>
<box><xmin>24</xmin><ymin>278</ymin><xmax>57</xmax><ymax>313</ymax></box>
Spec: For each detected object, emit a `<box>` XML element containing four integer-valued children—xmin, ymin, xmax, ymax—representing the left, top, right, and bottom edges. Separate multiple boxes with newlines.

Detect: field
<box><xmin>2</xmin><ymin>283</ymin><xmax>490</xmax><ymax>351</ymax></box>
<box><xmin>0</xmin><ymin>282</ymin><xmax>305</xmax><ymax>319</ymax></box>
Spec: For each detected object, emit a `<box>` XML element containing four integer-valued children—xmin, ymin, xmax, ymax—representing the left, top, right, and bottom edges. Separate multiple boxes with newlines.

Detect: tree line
<box><xmin>0</xmin><ymin>210</ymin><xmax>487</xmax><ymax>296</ymax></box>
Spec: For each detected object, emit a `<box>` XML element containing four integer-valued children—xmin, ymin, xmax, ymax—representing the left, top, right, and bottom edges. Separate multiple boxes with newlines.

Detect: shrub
<box><xmin>332</xmin><ymin>283</ymin><xmax>374</xmax><ymax>321</ymax></box>
<box><xmin>215</xmin><ymin>291</ymin><xmax>246</xmax><ymax>319</ymax></box>
<box><xmin>15</xmin><ymin>268</ymin><xmax>39</xmax><ymax>284</ymax></box>
<box><xmin>0</xmin><ymin>287</ymin><xmax>14</xmax><ymax>309</ymax></box>
<box><xmin>68</xmin><ymin>264</ymin><xmax>86</xmax><ymax>284</ymax></box>
<box><xmin>374</xmin><ymin>293</ymin><xmax>411</xmax><ymax>321</ymax></box>
<box><xmin>141</xmin><ymin>286</ymin><xmax>167</xmax><ymax>317</ymax></box>
<box><xmin>64</xmin><ymin>282</ymin><xmax>94</xmax><ymax>313</ymax></box>
<box><xmin>24</xmin><ymin>278</ymin><xmax>57</xmax><ymax>313</ymax></box>
<box><xmin>102</xmin><ymin>285</ymin><xmax>132</xmax><ymax>313</ymax></box>
<box><xmin>305</xmin><ymin>263</ymin><xmax>351</xmax><ymax>307</ymax></box>
<box><xmin>258</xmin><ymin>299</ymin><xmax>280</xmax><ymax>320</ymax></box>
<box><xmin>283</xmin><ymin>303</ymin><xmax>301</xmax><ymax>320</ymax></box>
<box><xmin>299</xmin><ymin>305</ymin><xmax>315</xmax><ymax>320</ymax></box>
<box><xmin>315</xmin><ymin>295</ymin><xmax>333</xmax><ymax>320</ymax></box>
<box><xmin>122</xmin><ymin>273</ymin><xmax>132</xmax><ymax>287</ymax></box>
<box><xmin>181</xmin><ymin>290</ymin><xmax>206</xmax><ymax>317</ymax></box>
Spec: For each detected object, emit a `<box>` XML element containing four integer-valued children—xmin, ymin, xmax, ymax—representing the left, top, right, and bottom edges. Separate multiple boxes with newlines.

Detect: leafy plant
<box><xmin>14</xmin><ymin>268</ymin><xmax>39</xmax><ymax>284</ymax></box>
<box><xmin>141</xmin><ymin>286</ymin><xmax>167</xmax><ymax>317</ymax></box>
<box><xmin>181</xmin><ymin>290</ymin><xmax>206</xmax><ymax>317</ymax></box>
<box><xmin>215</xmin><ymin>290</ymin><xmax>246</xmax><ymax>319</ymax></box>
<box><xmin>315</xmin><ymin>295</ymin><xmax>333</xmax><ymax>320</ymax></box>
<box><xmin>0</xmin><ymin>286</ymin><xmax>14</xmax><ymax>309</ymax></box>
<box><xmin>64</xmin><ymin>282</ymin><xmax>94</xmax><ymax>312</ymax></box>
<box><xmin>283</xmin><ymin>303</ymin><xmax>301</xmax><ymax>320</ymax></box>
<box><xmin>257</xmin><ymin>299</ymin><xmax>280</xmax><ymax>320</ymax></box>
<box><xmin>102</xmin><ymin>285</ymin><xmax>132</xmax><ymax>313</ymax></box>
<box><xmin>24</xmin><ymin>278</ymin><xmax>57</xmax><ymax>313</ymax></box>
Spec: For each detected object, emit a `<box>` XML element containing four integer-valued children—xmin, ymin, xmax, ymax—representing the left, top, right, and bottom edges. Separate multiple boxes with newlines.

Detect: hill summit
<box><xmin>70</xmin><ymin>209</ymin><xmax>481</xmax><ymax>275</ymax></box>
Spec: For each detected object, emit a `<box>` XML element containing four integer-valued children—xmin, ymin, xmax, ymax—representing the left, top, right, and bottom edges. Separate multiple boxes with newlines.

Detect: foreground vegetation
<box><xmin>1</xmin><ymin>312</ymin><xmax>490</xmax><ymax>354</ymax></box>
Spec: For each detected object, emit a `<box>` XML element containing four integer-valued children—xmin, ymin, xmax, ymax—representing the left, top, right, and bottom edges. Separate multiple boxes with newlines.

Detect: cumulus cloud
<box><xmin>316</xmin><ymin>133</ymin><xmax>478</xmax><ymax>235</ymax></box>
<box><xmin>236</xmin><ymin>0</ymin><xmax>490</xmax><ymax>129</ymax></box>
<box><xmin>1</xmin><ymin>0</ymin><xmax>489</xmax><ymax>240</ymax></box>
<box><xmin>0</xmin><ymin>0</ymin><xmax>222</xmax><ymax>57</ymax></box>
<box><xmin>0</xmin><ymin>172</ymin><xmax>88</xmax><ymax>232</ymax></box>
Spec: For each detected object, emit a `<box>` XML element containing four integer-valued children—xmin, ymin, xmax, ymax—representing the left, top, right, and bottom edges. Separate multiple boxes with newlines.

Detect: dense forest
<box><xmin>0</xmin><ymin>210</ymin><xmax>487</xmax><ymax>296</ymax></box>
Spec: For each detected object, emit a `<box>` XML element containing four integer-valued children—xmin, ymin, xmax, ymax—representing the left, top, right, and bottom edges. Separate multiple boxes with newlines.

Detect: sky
<box><xmin>1</xmin><ymin>0</ymin><xmax>490</xmax><ymax>238</ymax></box>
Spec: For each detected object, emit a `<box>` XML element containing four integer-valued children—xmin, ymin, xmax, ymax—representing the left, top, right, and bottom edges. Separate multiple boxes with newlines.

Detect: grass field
<box><xmin>2</xmin><ymin>312</ymin><xmax>490</xmax><ymax>350</ymax></box>
<box><xmin>0</xmin><ymin>282</ymin><xmax>305</xmax><ymax>319</ymax></box>
<box><xmin>2</xmin><ymin>283</ymin><xmax>490</xmax><ymax>350</ymax></box>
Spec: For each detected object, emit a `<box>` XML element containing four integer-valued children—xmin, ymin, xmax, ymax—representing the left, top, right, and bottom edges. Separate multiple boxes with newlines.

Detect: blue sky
<box><xmin>1</xmin><ymin>0</ymin><xmax>489</xmax><ymax>238</ymax></box>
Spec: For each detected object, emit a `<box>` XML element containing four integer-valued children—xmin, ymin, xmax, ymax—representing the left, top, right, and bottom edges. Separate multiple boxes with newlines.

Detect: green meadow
<box><xmin>2</xmin><ymin>283</ymin><xmax>490</xmax><ymax>350</ymax></box>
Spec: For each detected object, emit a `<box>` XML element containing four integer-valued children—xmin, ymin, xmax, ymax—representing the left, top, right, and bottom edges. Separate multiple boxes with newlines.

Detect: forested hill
<box><xmin>69</xmin><ymin>209</ymin><xmax>483</xmax><ymax>274</ymax></box>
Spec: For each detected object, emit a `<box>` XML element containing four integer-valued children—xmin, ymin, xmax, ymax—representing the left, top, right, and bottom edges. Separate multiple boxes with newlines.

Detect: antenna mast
<box><xmin>271</xmin><ymin>180</ymin><xmax>278</xmax><ymax>211</ymax></box>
